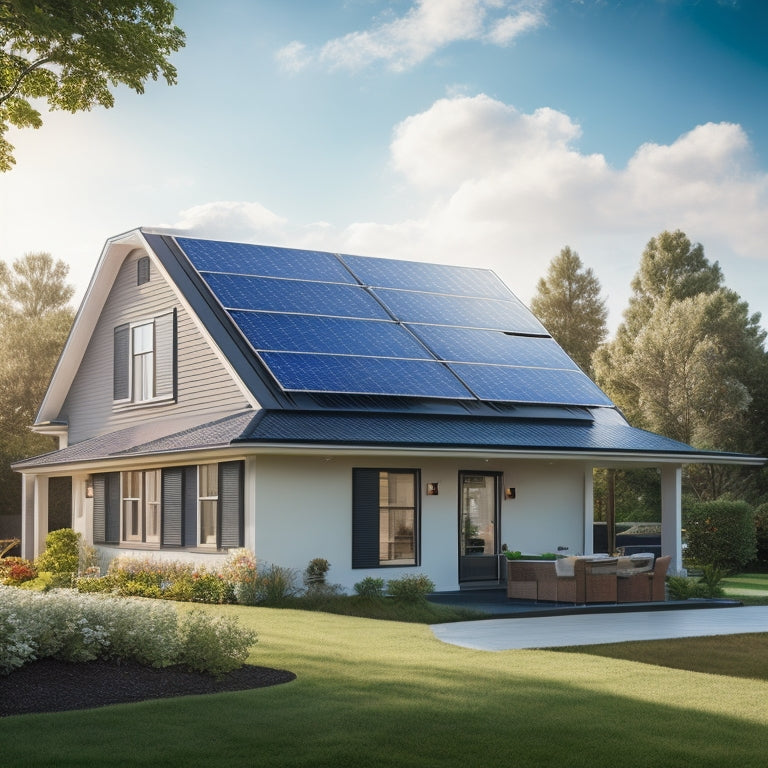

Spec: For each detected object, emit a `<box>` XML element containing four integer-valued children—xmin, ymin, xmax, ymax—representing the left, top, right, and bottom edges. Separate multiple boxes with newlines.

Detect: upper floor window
<box><xmin>113</xmin><ymin>311</ymin><xmax>176</xmax><ymax>404</ymax></box>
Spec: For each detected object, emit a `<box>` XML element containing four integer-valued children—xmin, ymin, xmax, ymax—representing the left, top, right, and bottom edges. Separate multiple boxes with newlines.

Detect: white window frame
<box><xmin>198</xmin><ymin>464</ymin><xmax>219</xmax><ymax>547</ymax></box>
<box><xmin>121</xmin><ymin>469</ymin><xmax>162</xmax><ymax>544</ymax></box>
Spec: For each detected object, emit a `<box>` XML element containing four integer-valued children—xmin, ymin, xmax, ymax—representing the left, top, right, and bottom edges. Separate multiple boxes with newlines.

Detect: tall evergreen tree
<box><xmin>530</xmin><ymin>246</ymin><xmax>608</xmax><ymax>376</ymax></box>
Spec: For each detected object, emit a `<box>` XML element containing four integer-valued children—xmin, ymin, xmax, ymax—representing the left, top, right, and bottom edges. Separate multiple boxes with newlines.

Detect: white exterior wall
<box><xmin>249</xmin><ymin>454</ymin><xmax>591</xmax><ymax>592</ymax></box>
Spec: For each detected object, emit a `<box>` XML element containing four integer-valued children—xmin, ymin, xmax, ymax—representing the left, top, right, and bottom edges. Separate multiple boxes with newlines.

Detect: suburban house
<box><xmin>13</xmin><ymin>228</ymin><xmax>764</xmax><ymax>592</ymax></box>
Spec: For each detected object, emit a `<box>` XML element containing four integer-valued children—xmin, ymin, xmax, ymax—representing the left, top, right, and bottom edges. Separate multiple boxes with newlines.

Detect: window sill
<box><xmin>113</xmin><ymin>395</ymin><xmax>176</xmax><ymax>412</ymax></box>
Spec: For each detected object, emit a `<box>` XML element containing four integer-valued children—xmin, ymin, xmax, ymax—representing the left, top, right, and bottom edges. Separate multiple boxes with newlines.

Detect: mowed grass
<box><xmin>554</xmin><ymin>633</ymin><xmax>768</xmax><ymax>681</ymax></box>
<box><xmin>721</xmin><ymin>572</ymin><xmax>768</xmax><ymax>600</ymax></box>
<box><xmin>2</xmin><ymin>603</ymin><xmax>768</xmax><ymax>768</ymax></box>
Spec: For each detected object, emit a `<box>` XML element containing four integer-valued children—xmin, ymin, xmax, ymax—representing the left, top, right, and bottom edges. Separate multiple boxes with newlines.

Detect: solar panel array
<box><xmin>175</xmin><ymin>237</ymin><xmax>613</xmax><ymax>407</ymax></box>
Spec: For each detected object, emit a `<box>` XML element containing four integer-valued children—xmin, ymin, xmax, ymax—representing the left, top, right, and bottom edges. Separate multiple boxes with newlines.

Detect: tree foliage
<box><xmin>593</xmin><ymin>230</ymin><xmax>768</xmax><ymax>501</ymax></box>
<box><xmin>529</xmin><ymin>246</ymin><xmax>607</xmax><ymax>376</ymax></box>
<box><xmin>0</xmin><ymin>0</ymin><xmax>185</xmax><ymax>170</ymax></box>
<box><xmin>0</xmin><ymin>252</ymin><xmax>75</xmax><ymax>516</ymax></box>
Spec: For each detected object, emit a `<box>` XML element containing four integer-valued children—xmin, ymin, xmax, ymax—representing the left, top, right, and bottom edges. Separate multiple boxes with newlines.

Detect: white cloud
<box><xmin>276</xmin><ymin>0</ymin><xmax>546</xmax><ymax>73</ymax></box>
<box><xmin>170</xmin><ymin>201</ymin><xmax>288</xmax><ymax>242</ymax></box>
<box><xmin>201</xmin><ymin>95</ymin><xmax>768</xmax><ymax>332</ymax></box>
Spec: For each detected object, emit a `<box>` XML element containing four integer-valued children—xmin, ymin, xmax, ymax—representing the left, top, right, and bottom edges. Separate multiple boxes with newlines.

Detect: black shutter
<box><xmin>162</xmin><ymin>468</ymin><xmax>183</xmax><ymax>547</ymax></box>
<box><xmin>352</xmin><ymin>469</ymin><xmax>381</xmax><ymax>568</ymax></box>
<box><xmin>183</xmin><ymin>466</ymin><xmax>198</xmax><ymax>547</ymax></box>
<box><xmin>104</xmin><ymin>473</ymin><xmax>121</xmax><ymax>544</ymax></box>
<box><xmin>218</xmin><ymin>461</ymin><xmax>244</xmax><ymax>549</ymax></box>
<box><xmin>92</xmin><ymin>474</ymin><xmax>106</xmax><ymax>543</ymax></box>
<box><xmin>154</xmin><ymin>311</ymin><xmax>176</xmax><ymax>399</ymax></box>
<box><xmin>137</xmin><ymin>256</ymin><xmax>150</xmax><ymax>285</ymax></box>
<box><xmin>113</xmin><ymin>324</ymin><xmax>130</xmax><ymax>400</ymax></box>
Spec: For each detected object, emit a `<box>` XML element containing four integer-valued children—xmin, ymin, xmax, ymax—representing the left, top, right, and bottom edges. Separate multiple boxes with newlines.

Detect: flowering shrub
<box><xmin>222</xmin><ymin>548</ymin><xmax>260</xmax><ymax>605</ymax></box>
<box><xmin>0</xmin><ymin>557</ymin><xmax>38</xmax><ymax>585</ymax></box>
<box><xmin>0</xmin><ymin>586</ymin><xmax>257</xmax><ymax>676</ymax></box>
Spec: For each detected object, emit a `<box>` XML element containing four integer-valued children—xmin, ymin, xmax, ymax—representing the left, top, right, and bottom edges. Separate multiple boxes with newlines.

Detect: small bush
<box><xmin>257</xmin><ymin>563</ymin><xmax>300</xmax><ymax>605</ymax></box>
<box><xmin>222</xmin><ymin>548</ymin><xmax>260</xmax><ymax>605</ymax></box>
<box><xmin>0</xmin><ymin>586</ymin><xmax>257</xmax><ymax>676</ymax></box>
<box><xmin>354</xmin><ymin>576</ymin><xmax>386</xmax><ymax>599</ymax></box>
<box><xmin>387</xmin><ymin>573</ymin><xmax>435</xmax><ymax>601</ymax></box>
<box><xmin>0</xmin><ymin>557</ymin><xmax>38</xmax><ymax>585</ymax></box>
<box><xmin>304</xmin><ymin>557</ymin><xmax>330</xmax><ymax>588</ymax></box>
<box><xmin>683</xmin><ymin>500</ymin><xmax>756</xmax><ymax>570</ymax></box>
<box><xmin>178</xmin><ymin>610</ymin><xmax>257</xmax><ymax>677</ymax></box>
<box><xmin>35</xmin><ymin>528</ymin><xmax>81</xmax><ymax>576</ymax></box>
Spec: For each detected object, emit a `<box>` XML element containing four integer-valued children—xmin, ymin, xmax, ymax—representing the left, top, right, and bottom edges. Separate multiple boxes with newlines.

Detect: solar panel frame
<box><xmin>230</xmin><ymin>311</ymin><xmax>435</xmax><ymax>359</ymax></box>
<box><xmin>202</xmin><ymin>273</ymin><xmax>390</xmax><ymax>319</ymax></box>
<box><xmin>340</xmin><ymin>253</ymin><xmax>513</xmax><ymax>300</ymax></box>
<box><xmin>447</xmin><ymin>363</ymin><xmax>614</xmax><ymax>407</ymax></box>
<box><xmin>259</xmin><ymin>352</ymin><xmax>474</xmax><ymax>399</ymax></box>
<box><xmin>372</xmin><ymin>288</ymin><xmax>548</xmax><ymax>334</ymax></box>
<box><xmin>176</xmin><ymin>237</ymin><xmax>356</xmax><ymax>283</ymax></box>
<box><xmin>408</xmin><ymin>324</ymin><xmax>577</xmax><ymax>368</ymax></box>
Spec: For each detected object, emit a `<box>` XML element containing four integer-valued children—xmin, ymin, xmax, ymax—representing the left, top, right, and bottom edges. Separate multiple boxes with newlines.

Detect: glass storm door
<box><xmin>459</xmin><ymin>472</ymin><xmax>501</xmax><ymax>583</ymax></box>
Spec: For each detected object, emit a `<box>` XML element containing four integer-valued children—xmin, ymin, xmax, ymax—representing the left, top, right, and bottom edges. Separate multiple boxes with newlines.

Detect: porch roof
<box><xmin>13</xmin><ymin>408</ymin><xmax>762</xmax><ymax>471</ymax></box>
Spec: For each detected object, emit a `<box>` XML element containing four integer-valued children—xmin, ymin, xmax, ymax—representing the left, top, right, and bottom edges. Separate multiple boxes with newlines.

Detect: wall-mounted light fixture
<box><xmin>504</xmin><ymin>487</ymin><xmax>516</xmax><ymax>500</ymax></box>
<box><xmin>427</xmin><ymin>482</ymin><xmax>439</xmax><ymax>496</ymax></box>
<box><xmin>85</xmin><ymin>477</ymin><xmax>94</xmax><ymax>499</ymax></box>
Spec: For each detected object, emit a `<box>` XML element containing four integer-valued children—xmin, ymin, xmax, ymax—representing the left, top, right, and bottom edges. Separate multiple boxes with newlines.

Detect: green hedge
<box><xmin>683</xmin><ymin>500</ymin><xmax>756</xmax><ymax>570</ymax></box>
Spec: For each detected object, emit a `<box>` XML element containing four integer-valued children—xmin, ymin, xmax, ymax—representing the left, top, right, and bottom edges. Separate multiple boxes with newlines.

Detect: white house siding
<box><xmin>59</xmin><ymin>249</ymin><xmax>251</xmax><ymax>444</ymax></box>
<box><xmin>248</xmin><ymin>454</ymin><xmax>591</xmax><ymax>593</ymax></box>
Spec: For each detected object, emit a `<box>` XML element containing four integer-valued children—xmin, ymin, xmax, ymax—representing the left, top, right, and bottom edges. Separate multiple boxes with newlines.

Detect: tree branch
<box><xmin>0</xmin><ymin>54</ymin><xmax>55</xmax><ymax>106</ymax></box>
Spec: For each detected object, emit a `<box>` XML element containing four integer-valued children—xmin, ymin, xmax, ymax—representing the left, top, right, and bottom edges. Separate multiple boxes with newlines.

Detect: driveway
<box><xmin>431</xmin><ymin>605</ymin><xmax>768</xmax><ymax>650</ymax></box>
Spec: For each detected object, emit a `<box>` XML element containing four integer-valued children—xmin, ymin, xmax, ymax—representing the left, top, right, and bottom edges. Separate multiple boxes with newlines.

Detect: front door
<box><xmin>459</xmin><ymin>472</ymin><xmax>501</xmax><ymax>583</ymax></box>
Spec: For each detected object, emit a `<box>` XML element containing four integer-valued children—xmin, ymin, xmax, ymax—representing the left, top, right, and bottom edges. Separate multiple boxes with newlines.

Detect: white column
<box><xmin>20</xmin><ymin>474</ymin><xmax>36</xmax><ymax>560</ymax></box>
<box><xmin>583</xmin><ymin>466</ymin><xmax>594</xmax><ymax>555</ymax></box>
<box><xmin>33</xmin><ymin>475</ymin><xmax>50</xmax><ymax>558</ymax></box>
<box><xmin>243</xmin><ymin>456</ymin><xmax>257</xmax><ymax>552</ymax></box>
<box><xmin>660</xmin><ymin>464</ymin><xmax>683</xmax><ymax>575</ymax></box>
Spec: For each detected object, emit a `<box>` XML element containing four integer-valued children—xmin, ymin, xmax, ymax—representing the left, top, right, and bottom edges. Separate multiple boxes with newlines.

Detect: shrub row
<box><xmin>0</xmin><ymin>586</ymin><xmax>257</xmax><ymax>677</ymax></box>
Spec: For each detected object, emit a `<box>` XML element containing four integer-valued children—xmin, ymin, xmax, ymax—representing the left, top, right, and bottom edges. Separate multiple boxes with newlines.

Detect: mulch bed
<box><xmin>1</xmin><ymin>658</ymin><xmax>296</xmax><ymax>717</ymax></box>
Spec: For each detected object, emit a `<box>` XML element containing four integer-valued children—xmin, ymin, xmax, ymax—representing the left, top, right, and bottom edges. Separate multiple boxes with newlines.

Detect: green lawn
<box><xmin>2</xmin><ymin>603</ymin><xmax>767</xmax><ymax>768</ymax></box>
<box><xmin>721</xmin><ymin>572</ymin><xmax>768</xmax><ymax>599</ymax></box>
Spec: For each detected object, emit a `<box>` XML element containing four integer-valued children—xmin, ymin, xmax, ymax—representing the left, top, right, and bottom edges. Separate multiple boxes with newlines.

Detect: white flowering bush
<box><xmin>0</xmin><ymin>586</ymin><xmax>257</xmax><ymax>676</ymax></box>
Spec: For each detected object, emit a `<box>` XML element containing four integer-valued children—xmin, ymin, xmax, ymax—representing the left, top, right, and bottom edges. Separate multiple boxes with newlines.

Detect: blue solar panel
<box><xmin>260</xmin><ymin>352</ymin><xmax>473</xmax><ymax>398</ymax></box>
<box><xmin>409</xmin><ymin>325</ymin><xmax>578</xmax><ymax>368</ymax></box>
<box><xmin>373</xmin><ymin>288</ymin><xmax>547</xmax><ymax>334</ymax></box>
<box><xmin>230</xmin><ymin>312</ymin><xmax>433</xmax><ymax>359</ymax></box>
<box><xmin>176</xmin><ymin>238</ymin><xmax>356</xmax><ymax>283</ymax></box>
<box><xmin>448</xmin><ymin>364</ymin><xmax>614</xmax><ymax>406</ymax></box>
<box><xmin>341</xmin><ymin>254</ymin><xmax>512</xmax><ymax>299</ymax></box>
<box><xmin>202</xmin><ymin>273</ymin><xmax>389</xmax><ymax>319</ymax></box>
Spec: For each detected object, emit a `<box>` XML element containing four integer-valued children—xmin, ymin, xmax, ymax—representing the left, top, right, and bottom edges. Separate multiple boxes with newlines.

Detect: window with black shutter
<box><xmin>352</xmin><ymin>469</ymin><xmax>419</xmax><ymax>568</ymax></box>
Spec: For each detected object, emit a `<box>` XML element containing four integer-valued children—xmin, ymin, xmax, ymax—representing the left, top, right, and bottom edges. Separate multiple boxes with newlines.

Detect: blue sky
<box><xmin>1</xmin><ymin>0</ymin><xmax>767</xmax><ymax>335</ymax></box>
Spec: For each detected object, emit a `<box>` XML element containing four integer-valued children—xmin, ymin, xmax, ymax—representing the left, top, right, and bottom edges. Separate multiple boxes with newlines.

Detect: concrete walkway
<box><xmin>431</xmin><ymin>605</ymin><xmax>768</xmax><ymax>651</ymax></box>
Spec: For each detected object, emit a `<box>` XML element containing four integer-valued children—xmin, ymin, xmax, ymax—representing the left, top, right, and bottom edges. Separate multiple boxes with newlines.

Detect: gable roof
<box><xmin>143</xmin><ymin>231</ymin><xmax>613</xmax><ymax>414</ymax></box>
<box><xmin>23</xmin><ymin>228</ymin><xmax>764</xmax><ymax>471</ymax></box>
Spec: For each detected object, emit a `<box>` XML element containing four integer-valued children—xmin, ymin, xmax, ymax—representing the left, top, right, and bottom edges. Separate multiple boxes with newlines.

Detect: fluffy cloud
<box><xmin>277</xmin><ymin>0</ymin><xmax>546</xmax><ymax>73</ymax></box>
<box><xmin>171</xmin><ymin>201</ymin><xmax>288</xmax><ymax>242</ymax></box>
<box><xmin>177</xmin><ymin>95</ymin><xmax>767</xmax><ymax>330</ymax></box>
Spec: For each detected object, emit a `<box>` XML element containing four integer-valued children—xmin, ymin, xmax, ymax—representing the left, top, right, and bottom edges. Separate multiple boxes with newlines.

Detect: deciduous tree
<box><xmin>0</xmin><ymin>252</ymin><xmax>75</xmax><ymax>516</ymax></box>
<box><xmin>0</xmin><ymin>0</ymin><xmax>185</xmax><ymax>171</ymax></box>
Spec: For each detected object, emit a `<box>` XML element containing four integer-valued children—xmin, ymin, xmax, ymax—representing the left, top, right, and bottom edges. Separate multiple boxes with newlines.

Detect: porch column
<box><xmin>582</xmin><ymin>466</ymin><xmax>594</xmax><ymax>555</ymax></box>
<box><xmin>660</xmin><ymin>464</ymin><xmax>683</xmax><ymax>575</ymax></box>
<box><xmin>34</xmin><ymin>475</ymin><xmax>50</xmax><ymax>558</ymax></box>
<box><xmin>20</xmin><ymin>473</ymin><xmax>36</xmax><ymax>560</ymax></box>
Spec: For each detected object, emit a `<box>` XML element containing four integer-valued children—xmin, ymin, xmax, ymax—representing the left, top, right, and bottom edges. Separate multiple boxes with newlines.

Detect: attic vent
<box><xmin>137</xmin><ymin>256</ymin><xmax>150</xmax><ymax>286</ymax></box>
